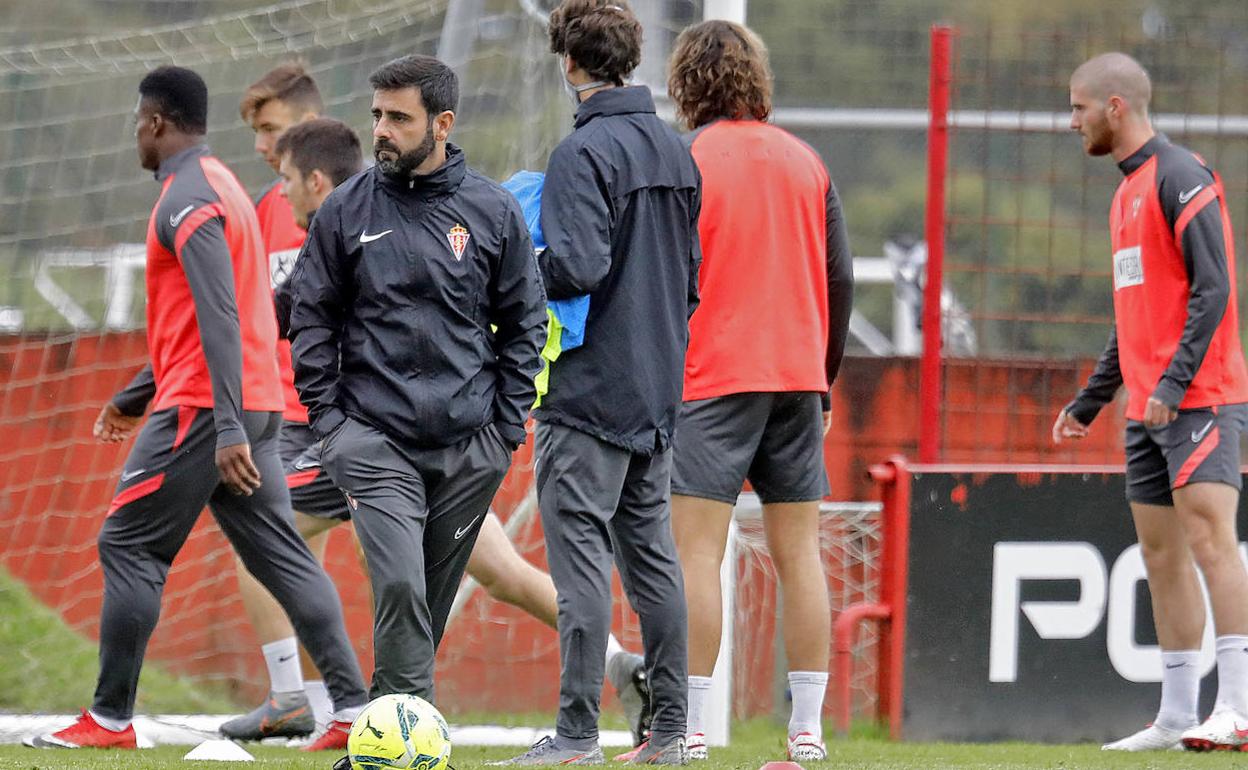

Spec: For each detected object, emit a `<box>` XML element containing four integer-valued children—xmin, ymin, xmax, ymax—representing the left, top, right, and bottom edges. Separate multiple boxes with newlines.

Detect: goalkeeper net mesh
<box><xmin>0</xmin><ymin>0</ymin><xmax>877</xmax><ymax>723</ymax></box>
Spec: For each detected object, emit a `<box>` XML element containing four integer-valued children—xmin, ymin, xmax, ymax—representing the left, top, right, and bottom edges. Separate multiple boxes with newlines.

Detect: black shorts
<box><xmin>1125</xmin><ymin>404</ymin><xmax>1247</xmax><ymax>506</ymax></box>
<box><xmin>280</xmin><ymin>420</ymin><xmax>351</xmax><ymax>521</ymax></box>
<box><xmin>671</xmin><ymin>391</ymin><xmax>829</xmax><ymax>505</ymax></box>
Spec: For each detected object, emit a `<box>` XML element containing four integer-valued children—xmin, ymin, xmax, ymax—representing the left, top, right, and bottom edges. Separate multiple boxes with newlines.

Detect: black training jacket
<box><xmin>535</xmin><ymin>86</ymin><xmax>702</xmax><ymax>455</ymax></box>
<box><xmin>288</xmin><ymin>145</ymin><xmax>547</xmax><ymax>449</ymax></box>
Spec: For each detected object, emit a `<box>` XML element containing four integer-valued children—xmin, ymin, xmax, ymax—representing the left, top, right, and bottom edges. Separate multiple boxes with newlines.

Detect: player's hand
<box><xmin>1143</xmin><ymin>397</ymin><xmax>1177</xmax><ymax>428</ymax></box>
<box><xmin>216</xmin><ymin>443</ymin><xmax>262</xmax><ymax>496</ymax></box>
<box><xmin>1051</xmin><ymin>408</ymin><xmax>1089</xmax><ymax>444</ymax></box>
<box><xmin>822</xmin><ymin>409</ymin><xmax>832</xmax><ymax>437</ymax></box>
<box><xmin>94</xmin><ymin>402</ymin><xmax>142</xmax><ymax>443</ymax></box>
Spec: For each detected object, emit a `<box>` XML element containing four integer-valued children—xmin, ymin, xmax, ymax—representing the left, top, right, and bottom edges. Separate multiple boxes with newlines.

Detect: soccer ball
<box><xmin>347</xmin><ymin>694</ymin><xmax>452</xmax><ymax>770</ymax></box>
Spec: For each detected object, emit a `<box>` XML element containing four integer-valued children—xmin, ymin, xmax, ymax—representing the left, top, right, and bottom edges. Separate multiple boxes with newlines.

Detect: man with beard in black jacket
<box><xmin>287</xmin><ymin>54</ymin><xmax>547</xmax><ymax>705</ymax></box>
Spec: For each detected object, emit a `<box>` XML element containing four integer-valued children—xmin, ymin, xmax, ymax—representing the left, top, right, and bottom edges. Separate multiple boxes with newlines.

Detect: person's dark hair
<box><xmin>548</xmin><ymin>0</ymin><xmax>642</xmax><ymax>85</ymax></box>
<box><xmin>668</xmin><ymin>20</ymin><xmax>772</xmax><ymax>130</ymax></box>
<box><xmin>139</xmin><ymin>66</ymin><xmax>209</xmax><ymax>134</ymax></box>
<box><xmin>240</xmin><ymin>61</ymin><xmax>323</xmax><ymax>122</ymax></box>
<box><xmin>368</xmin><ymin>55</ymin><xmax>459</xmax><ymax>116</ymax></box>
<box><xmin>274</xmin><ymin>118</ymin><xmax>364</xmax><ymax>186</ymax></box>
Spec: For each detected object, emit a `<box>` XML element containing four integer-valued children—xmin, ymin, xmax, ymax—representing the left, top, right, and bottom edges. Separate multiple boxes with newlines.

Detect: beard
<box><xmin>1081</xmin><ymin>124</ymin><xmax>1113</xmax><ymax>157</ymax></box>
<box><xmin>1085</xmin><ymin>138</ymin><xmax>1112</xmax><ymax>156</ymax></box>
<box><xmin>375</xmin><ymin>122</ymin><xmax>436</xmax><ymax>180</ymax></box>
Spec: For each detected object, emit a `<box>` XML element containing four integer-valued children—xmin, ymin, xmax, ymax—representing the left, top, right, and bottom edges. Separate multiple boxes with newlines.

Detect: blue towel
<box><xmin>502</xmin><ymin>171</ymin><xmax>589</xmax><ymax>349</ymax></box>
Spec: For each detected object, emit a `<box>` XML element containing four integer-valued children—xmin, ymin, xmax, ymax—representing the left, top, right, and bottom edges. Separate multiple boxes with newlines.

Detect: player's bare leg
<box><xmin>671</xmin><ymin>496</ymin><xmax>734</xmax><ymax>676</ymax></box>
<box><xmin>763</xmin><ymin>501</ymin><xmax>830</xmax><ymax>761</ymax></box>
<box><xmin>1134</xmin><ymin>502</ymin><xmax>1206</xmax><ymax>649</ymax></box>
<box><xmin>762</xmin><ymin>502</ymin><xmax>830</xmax><ymax>671</ymax></box>
<box><xmin>1103</xmin><ymin>503</ymin><xmax>1204</xmax><ymax>751</ymax></box>
<box><xmin>1173</xmin><ymin>483</ymin><xmax>1248</xmax><ymax>751</ymax></box>
<box><xmin>222</xmin><ymin>512</ymin><xmax>340</xmax><ymax>741</ymax></box>
<box><xmin>671</xmin><ymin>494</ymin><xmax>734</xmax><ymax>759</ymax></box>
<box><xmin>467</xmin><ymin>512</ymin><xmax>558</xmax><ymax>628</ymax></box>
<box><xmin>1175</xmin><ymin>484</ymin><xmax>1248</xmax><ymax>634</ymax></box>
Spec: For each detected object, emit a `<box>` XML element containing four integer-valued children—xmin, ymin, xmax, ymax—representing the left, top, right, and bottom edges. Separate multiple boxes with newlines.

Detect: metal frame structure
<box><xmin>833</xmin><ymin>456</ymin><xmax>911</xmax><ymax>739</ymax></box>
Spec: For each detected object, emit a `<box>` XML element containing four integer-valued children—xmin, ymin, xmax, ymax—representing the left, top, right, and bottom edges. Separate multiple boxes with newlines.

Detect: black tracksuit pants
<box><xmin>319</xmin><ymin>416</ymin><xmax>513</xmax><ymax>701</ymax></box>
<box><xmin>93</xmin><ymin>406</ymin><xmax>367</xmax><ymax>720</ymax></box>
<box><xmin>534</xmin><ymin>421</ymin><xmax>689</xmax><ymax>748</ymax></box>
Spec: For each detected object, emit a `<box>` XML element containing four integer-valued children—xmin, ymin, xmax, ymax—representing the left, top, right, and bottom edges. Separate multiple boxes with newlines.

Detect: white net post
<box><xmin>700</xmin><ymin>0</ymin><xmax>746</xmax><ymax>740</ymax></box>
<box><xmin>705</xmin><ymin>515</ymin><xmax>737</xmax><ymax>747</ymax></box>
<box><xmin>702</xmin><ymin>0</ymin><xmax>745</xmax><ymax>23</ymax></box>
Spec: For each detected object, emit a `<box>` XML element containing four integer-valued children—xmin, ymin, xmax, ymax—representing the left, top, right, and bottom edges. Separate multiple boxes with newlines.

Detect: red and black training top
<box><xmin>1069</xmin><ymin>135</ymin><xmax>1248</xmax><ymax>424</ymax></box>
<box><xmin>116</xmin><ymin>145</ymin><xmax>284</xmax><ymax>449</ymax></box>
<box><xmin>254</xmin><ymin>179</ymin><xmax>310</xmax><ymax>424</ymax></box>
<box><xmin>682</xmin><ymin>119</ymin><xmax>853</xmax><ymax>404</ymax></box>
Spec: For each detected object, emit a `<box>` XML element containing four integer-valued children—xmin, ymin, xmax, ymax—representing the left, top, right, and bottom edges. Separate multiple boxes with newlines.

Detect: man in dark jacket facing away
<box><xmin>287</xmin><ymin>55</ymin><xmax>547</xmax><ymax>704</ymax></box>
<box><xmin>496</xmin><ymin>1</ymin><xmax>700</xmax><ymax>766</ymax></box>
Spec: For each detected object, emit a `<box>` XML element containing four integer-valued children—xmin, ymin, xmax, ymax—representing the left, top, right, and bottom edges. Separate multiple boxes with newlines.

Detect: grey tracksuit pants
<box><xmin>94</xmin><ymin>407</ymin><xmax>367</xmax><ymax>720</ymax></box>
<box><xmin>320</xmin><ymin>416</ymin><xmax>513</xmax><ymax>701</ymax></box>
<box><xmin>535</xmin><ymin>421</ymin><xmax>689</xmax><ymax>747</ymax></box>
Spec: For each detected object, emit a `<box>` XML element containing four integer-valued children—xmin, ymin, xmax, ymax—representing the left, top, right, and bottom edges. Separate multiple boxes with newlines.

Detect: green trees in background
<box><xmin>750</xmin><ymin>0</ymin><xmax>1247</xmax><ymax>356</ymax></box>
<box><xmin>3</xmin><ymin>0</ymin><xmax>1245</xmax><ymax>352</ymax></box>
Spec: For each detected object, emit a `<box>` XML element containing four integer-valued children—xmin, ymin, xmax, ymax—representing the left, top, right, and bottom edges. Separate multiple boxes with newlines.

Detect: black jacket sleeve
<box><xmin>112</xmin><ymin>364</ymin><xmax>156</xmax><ymax>417</ymax></box>
<box><xmin>178</xmin><ymin>217</ymin><xmax>247</xmax><ymax>450</ymax></box>
<box><xmin>687</xmin><ymin>169</ymin><xmax>702</xmax><ymax>322</ymax></box>
<box><xmin>825</xmin><ymin>179</ymin><xmax>854</xmax><ymax>404</ymax></box>
<box><xmin>489</xmin><ymin>200</ymin><xmax>548</xmax><ymax>446</ymax></box>
<box><xmin>274</xmin><ymin>274</ymin><xmax>295</xmax><ymax>340</ymax></box>
<box><xmin>1152</xmin><ymin>161</ymin><xmax>1229</xmax><ymax>408</ymax></box>
<box><xmin>1066</xmin><ymin>328</ymin><xmax>1123</xmax><ymax>425</ymax></box>
<box><xmin>288</xmin><ymin>199</ymin><xmax>350</xmax><ymax>439</ymax></box>
<box><xmin>273</xmin><ymin>211</ymin><xmax>321</xmax><ymax>340</ymax></box>
<box><xmin>538</xmin><ymin>143</ymin><xmax>613</xmax><ymax>299</ymax></box>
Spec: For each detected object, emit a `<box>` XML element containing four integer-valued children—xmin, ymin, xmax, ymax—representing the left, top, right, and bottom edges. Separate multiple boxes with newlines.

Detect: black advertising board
<box><xmin>901</xmin><ymin>468</ymin><xmax>1231</xmax><ymax>742</ymax></box>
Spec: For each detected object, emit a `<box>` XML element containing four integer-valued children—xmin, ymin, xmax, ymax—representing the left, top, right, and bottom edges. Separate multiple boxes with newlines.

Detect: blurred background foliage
<box><xmin>2</xmin><ymin>0</ymin><xmax>1246</xmax><ymax>356</ymax></box>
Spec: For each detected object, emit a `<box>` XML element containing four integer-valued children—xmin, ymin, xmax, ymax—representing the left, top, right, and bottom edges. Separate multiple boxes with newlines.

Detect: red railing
<box><xmin>834</xmin><ymin>455</ymin><xmax>912</xmax><ymax>739</ymax></box>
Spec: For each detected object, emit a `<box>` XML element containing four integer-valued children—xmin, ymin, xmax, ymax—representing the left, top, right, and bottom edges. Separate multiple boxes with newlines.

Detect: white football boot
<box><xmin>1181</xmin><ymin>708</ymin><xmax>1248</xmax><ymax>751</ymax></box>
<box><xmin>1101</xmin><ymin>723</ymin><xmax>1184</xmax><ymax>751</ymax></box>
<box><xmin>786</xmin><ymin>732</ymin><xmax>827</xmax><ymax>761</ymax></box>
<box><xmin>685</xmin><ymin>732</ymin><xmax>708</xmax><ymax>761</ymax></box>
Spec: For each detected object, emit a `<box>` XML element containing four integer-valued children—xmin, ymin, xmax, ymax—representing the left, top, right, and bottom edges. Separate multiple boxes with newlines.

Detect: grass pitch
<box><xmin>1</xmin><ymin>569</ymin><xmax>1237</xmax><ymax>768</ymax></box>
<box><xmin>0</xmin><ymin>568</ymin><xmax>235</xmax><ymax>714</ymax></box>
<box><xmin>0</xmin><ymin>720</ymin><xmax>1244</xmax><ymax>770</ymax></box>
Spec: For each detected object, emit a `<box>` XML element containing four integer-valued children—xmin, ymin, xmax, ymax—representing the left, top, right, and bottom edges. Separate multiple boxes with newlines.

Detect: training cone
<box><xmin>759</xmin><ymin>762</ymin><xmax>803</xmax><ymax>770</ymax></box>
<box><xmin>183</xmin><ymin>738</ymin><xmax>255</xmax><ymax>761</ymax></box>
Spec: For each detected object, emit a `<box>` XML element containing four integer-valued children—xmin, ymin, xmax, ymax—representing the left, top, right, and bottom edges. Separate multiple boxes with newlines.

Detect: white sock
<box><xmin>262</xmin><ymin>637</ymin><xmax>302</xmax><ymax>694</ymax></box>
<box><xmin>87</xmin><ymin>710</ymin><xmax>130</xmax><ymax>732</ymax></box>
<box><xmin>305</xmin><ymin>680</ymin><xmax>332</xmax><ymax>728</ymax></box>
<box><xmin>1215</xmin><ymin>635</ymin><xmax>1248</xmax><ymax>715</ymax></box>
<box><xmin>605</xmin><ymin>634</ymin><xmax>624</xmax><ymax>667</ymax></box>
<box><xmin>686</xmin><ymin>675</ymin><xmax>713</xmax><ymax>737</ymax></box>
<box><xmin>787</xmin><ymin>670</ymin><xmax>829</xmax><ymax>739</ymax></box>
<box><xmin>1155</xmin><ymin>649</ymin><xmax>1200</xmax><ymax>730</ymax></box>
<box><xmin>333</xmin><ymin>703</ymin><xmax>364</xmax><ymax>724</ymax></box>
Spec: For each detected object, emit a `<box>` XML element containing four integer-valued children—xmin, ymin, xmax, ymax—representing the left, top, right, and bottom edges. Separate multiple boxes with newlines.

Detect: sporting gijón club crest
<box><xmin>447</xmin><ymin>224</ymin><xmax>470</xmax><ymax>261</ymax></box>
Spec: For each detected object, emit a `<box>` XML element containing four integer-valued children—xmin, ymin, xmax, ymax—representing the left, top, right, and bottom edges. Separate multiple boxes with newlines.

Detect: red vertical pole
<box><xmin>919</xmin><ymin>24</ymin><xmax>954</xmax><ymax>464</ymax></box>
<box><xmin>879</xmin><ymin>456</ymin><xmax>911</xmax><ymax>740</ymax></box>
<box><xmin>836</xmin><ymin>456</ymin><xmax>913</xmax><ymax>738</ymax></box>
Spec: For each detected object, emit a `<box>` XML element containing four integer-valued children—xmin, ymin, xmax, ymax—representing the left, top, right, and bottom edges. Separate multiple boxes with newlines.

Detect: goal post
<box><xmin>1</xmin><ymin>0</ymin><xmax>916</xmax><ymax>735</ymax></box>
<box><xmin>717</xmin><ymin>495</ymin><xmax>889</xmax><ymax>742</ymax></box>
<box><xmin>0</xmin><ymin>0</ymin><xmax>572</xmax><ymax>715</ymax></box>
